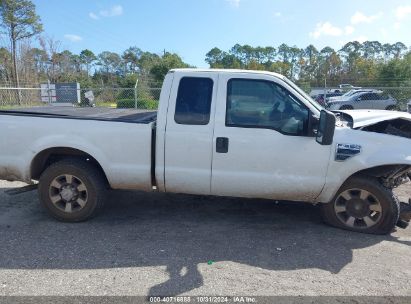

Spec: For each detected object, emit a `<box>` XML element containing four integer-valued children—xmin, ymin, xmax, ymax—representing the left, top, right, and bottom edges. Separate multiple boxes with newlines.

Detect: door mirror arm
<box><xmin>308</xmin><ymin>114</ymin><xmax>319</xmax><ymax>137</ymax></box>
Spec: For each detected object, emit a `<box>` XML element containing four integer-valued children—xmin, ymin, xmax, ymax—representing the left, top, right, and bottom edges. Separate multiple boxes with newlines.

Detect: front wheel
<box><xmin>320</xmin><ymin>176</ymin><xmax>400</xmax><ymax>234</ymax></box>
<box><xmin>38</xmin><ymin>158</ymin><xmax>107</xmax><ymax>222</ymax></box>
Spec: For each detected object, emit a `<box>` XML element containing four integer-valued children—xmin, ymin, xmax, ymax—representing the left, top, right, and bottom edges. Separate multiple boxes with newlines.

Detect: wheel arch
<box><xmin>319</xmin><ymin>164</ymin><xmax>411</xmax><ymax>204</ymax></box>
<box><xmin>30</xmin><ymin>147</ymin><xmax>109</xmax><ymax>186</ymax></box>
<box><xmin>349</xmin><ymin>164</ymin><xmax>408</xmax><ymax>179</ymax></box>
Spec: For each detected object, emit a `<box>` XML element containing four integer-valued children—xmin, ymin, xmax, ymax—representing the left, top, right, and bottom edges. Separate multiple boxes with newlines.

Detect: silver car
<box><xmin>327</xmin><ymin>91</ymin><xmax>397</xmax><ymax>111</ymax></box>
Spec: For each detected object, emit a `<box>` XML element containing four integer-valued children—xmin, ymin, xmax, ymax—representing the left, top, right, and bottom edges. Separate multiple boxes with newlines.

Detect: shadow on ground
<box><xmin>0</xmin><ymin>188</ymin><xmax>409</xmax><ymax>296</ymax></box>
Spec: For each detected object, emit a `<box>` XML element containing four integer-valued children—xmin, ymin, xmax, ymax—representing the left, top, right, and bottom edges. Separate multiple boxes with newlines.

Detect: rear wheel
<box><xmin>38</xmin><ymin>158</ymin><xmax>107</xmax><ymax>222</ymax></box>
<box><xmin>321</xmin><ymin>176</ymin><xmax>399</xmax><ymax>234</ymax></box>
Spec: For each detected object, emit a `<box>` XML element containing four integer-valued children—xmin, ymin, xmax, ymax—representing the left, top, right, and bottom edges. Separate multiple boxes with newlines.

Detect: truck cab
<box><xmin>156</xmin><ymin>69</ymin><xmax>329</xmax><ymax>201</ymax></box>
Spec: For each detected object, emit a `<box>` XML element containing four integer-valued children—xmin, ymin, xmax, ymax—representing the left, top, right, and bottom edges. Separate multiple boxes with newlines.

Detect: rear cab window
<box><xmin>174</xmin><ymin>77</ymin><xmax>213</xmax><ymax>125</ymax></box>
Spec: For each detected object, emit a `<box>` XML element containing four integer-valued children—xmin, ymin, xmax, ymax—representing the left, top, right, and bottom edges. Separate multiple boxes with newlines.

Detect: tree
<box><xmin>301</xmin><ymin>45</ymin><xmax>319</xmax><ymax>82</ymax></box>
<box><xmin>97</xmin><ymin>51</ymin><xmax>121</xmax><ymax>84</ymax></box>
<box><xmin>79</xmin><ymin>49</ymin><xmax>96</xmax><ymax>77</ymax></box>
<box><xmin>391</xmin><ymin>42</ymin><xmax>407</xmax><ymax>59</ymax></box>
<box><xmin>0</xmin><ymin>0</ymin><xmax>42</xmax><ymax>94</ymax></box>
<box><xmin>205</xmin><ymin>47</ymin><xmax>224</xmax><ymax>68</ymax></box>
<box><xmin>150</xmin><ymin>52</ymin><xmax>190</xmax><ymax>82</ymax></box>
<box><xmin>0</xmin><ymin>47</ymin><xmax>12</xmax><ymax>82</ymax></box>
<box><xmin>122</xmin><ymin>47</ymin><xmax>141</xmax><ymax>74</ymax></box>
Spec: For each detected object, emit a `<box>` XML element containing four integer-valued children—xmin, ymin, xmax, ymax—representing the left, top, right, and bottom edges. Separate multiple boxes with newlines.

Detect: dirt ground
<box><xmin>0</xmin><ymin>180</ymin><xmax>410</xmax><ymax>297</ymax></box>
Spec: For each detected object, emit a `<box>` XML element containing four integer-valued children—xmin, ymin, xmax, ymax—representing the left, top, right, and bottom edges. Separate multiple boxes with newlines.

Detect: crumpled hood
<box><xmin>336</xmin><ymin>109</ymin><xmax>411</xmax><ymax>128</ymax></box>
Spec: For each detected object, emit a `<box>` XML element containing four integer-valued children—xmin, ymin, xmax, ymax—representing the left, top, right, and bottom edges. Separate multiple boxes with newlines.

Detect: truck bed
<box><xmin>0</xmin><ymin>106</ymin><xmax>157</xmax><ymax>124</ymax></box>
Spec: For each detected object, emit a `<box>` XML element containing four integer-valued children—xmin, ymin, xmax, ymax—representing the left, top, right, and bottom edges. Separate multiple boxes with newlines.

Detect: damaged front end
<box><xmin>334</xmin><ymin>110</ymin><xmax>411</xmax><ymax>229</ymax></box>
<box><xmin>360</xmin><ymin>118</ymin><xmax>411</xmax><ymax>139</ymax></box>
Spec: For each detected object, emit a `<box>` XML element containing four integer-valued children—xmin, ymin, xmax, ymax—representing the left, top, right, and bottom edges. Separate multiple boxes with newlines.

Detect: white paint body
<box><xmin>2</xmin><ymin>69</ymin><xmax>411</xmax><ymax>204</ymax></box>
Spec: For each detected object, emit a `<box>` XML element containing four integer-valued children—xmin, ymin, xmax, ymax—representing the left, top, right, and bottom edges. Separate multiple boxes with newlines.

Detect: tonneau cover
<box><xmin>0</xmin><ymin>106</ymin><xmax>157</xmax><ymax>123</ymax></box>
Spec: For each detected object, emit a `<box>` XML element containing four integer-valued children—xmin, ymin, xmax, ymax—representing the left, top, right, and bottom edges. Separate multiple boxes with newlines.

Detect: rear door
<box><xmin>164</xmin><ymin>72</ymin><xmax>218</xmax><ymax>195</ymax></box>
<box><xmin>368</xmin><ymin>93</ymin><xmax>387</xmax><ymax>109</ymax></box>
<box><xmin>355</xmin><ymin>93</ymin><xmax>375</xmax><ymax>109</ymax></box>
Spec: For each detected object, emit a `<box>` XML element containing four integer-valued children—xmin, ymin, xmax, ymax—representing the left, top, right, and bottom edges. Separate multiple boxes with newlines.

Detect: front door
<box><xmin>211</xmin><ymin>75</ymin><xmax>332</xmax><ymax>201</ymax></box>
<box><xmin>355</xmin><ymin>93</ymin><xmax>375</xmax><ymax>109</ymax></box>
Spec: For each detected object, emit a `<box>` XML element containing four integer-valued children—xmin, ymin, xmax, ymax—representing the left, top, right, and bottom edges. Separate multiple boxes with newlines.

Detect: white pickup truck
<box><xmin>1</xmin><ymin>69</ymin><xmax>411</xmax><ymax>234</ymax></box>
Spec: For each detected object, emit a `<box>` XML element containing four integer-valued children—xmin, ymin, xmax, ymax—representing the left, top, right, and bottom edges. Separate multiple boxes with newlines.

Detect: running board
<box><xmin>5</xmin><ymin>184</ymin><xmax>38</xmax><ymax>195</ymax></box>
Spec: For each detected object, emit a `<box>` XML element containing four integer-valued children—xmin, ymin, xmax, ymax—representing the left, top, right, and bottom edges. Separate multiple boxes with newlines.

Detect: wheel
<box><xmin>339</xmin><ymin>105</ymin><xmax>353</xmax><ymax>110</ymax></box>
<box><xmin>385</xmin><ymin>105</ymin><xmax>397</xmax><ymax>111</ymax></box>
<box><xmin>38</xmin><ymin>158</ymin><xmax>107</xmax><ymax>222</ymax></box>
<box><xmin>320</xmin><ymin>176</ymin><xmax>400</xmax><ymax>234</ymax></box>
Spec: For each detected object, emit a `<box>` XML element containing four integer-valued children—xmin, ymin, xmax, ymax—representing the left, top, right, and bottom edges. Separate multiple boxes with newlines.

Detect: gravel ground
<box><xmin>0</xmin><ymin>180</ymin><xmax>410</xmax><ymax>297</ymax></box>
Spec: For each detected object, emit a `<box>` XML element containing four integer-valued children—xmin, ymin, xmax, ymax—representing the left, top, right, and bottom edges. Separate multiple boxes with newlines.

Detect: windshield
<box><xmin>282</xmin><ymin>77</ymin><xmax>323</xmax><ymax>113</ymax></box>
<box><xmin>342</xmin><ymin>90</ymin><xmax>356</xmax><ymax>97</ymax></box>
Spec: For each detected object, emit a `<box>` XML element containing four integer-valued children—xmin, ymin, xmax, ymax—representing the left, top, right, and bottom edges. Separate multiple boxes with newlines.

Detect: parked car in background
<box><xmin>339</xmin><ymin>84</ymin><xmax>361</xmax><ymax>90</ymax></box>
<box><xmin>327</xmin><ymin>91</ymin><xmax>397</xmax><ymax>110</ymax></box>
<box><xmin>315</xmin><ymin>92</ymin><xmax>344</xmax><ymax>106</ymax></box>
<box><xmin>328</xmin><ymin>89</ymin><xmax>382</xmax><ymax>103</ymax></box>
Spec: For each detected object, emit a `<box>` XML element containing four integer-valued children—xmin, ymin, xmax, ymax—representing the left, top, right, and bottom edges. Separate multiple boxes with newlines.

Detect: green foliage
<box><xmin>150</xmin><ymin>52</ymin><xmax>191</xmax><ymax>82</ymax></box>
<box><xmin>0</xmin><ymin>0</ymin><xmax>42</xmax><ymax>90</ymax></box>
<box><xmin>204</xmin><ymin>42</ymin><xmax>411</xmax><ymax>87</ymax></box>
<box><xmin>117</xmin><ymin>98</ymin><xmax>158</xmax><ymax>109</ymax></box>
<box><xmin>116</xmin><ymin>99</ymin><xmax>135</xmax><ymax>108</ymax></box>
<box><xmin>0</xmin><ymin>0</ymin><xmax>43</xmax><ymax>41</ymax></box>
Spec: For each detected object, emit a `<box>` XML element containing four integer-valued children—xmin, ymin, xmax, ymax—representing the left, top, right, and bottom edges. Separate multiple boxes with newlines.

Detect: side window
<box><xmin>226</xmin><ymin>79</ymin><xmax>309</xmax><ymax>136</ymax></box>
<box><xmin>369</xmin><ymin>93</ymin><xmax>381</xmax><ymax>100</ymax></box>
<box><xmin>175</xmin><ymin>77</ymin><xmax>213</xmax><ymax>125</ymax></box>
<box><xmin>358</xmin><ymin>93</ymin><xmax>371</xmax><ymax>101</ymax></box>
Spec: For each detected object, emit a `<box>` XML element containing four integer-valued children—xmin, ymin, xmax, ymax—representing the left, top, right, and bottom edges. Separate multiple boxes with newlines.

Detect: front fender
<box><xmin>317</xmin><ymin>128</ymin><xmax>411</xmax><ymax>202</ymax></box>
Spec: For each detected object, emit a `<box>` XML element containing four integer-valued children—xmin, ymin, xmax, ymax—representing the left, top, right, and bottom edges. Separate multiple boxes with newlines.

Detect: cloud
<box><xmin>64</xmin><ymin>34</ymin><xmax>82</xmax><ymax>42</ymax></box>
<box><xmin>350</xmin><ymin>11</ymin><xmax>382</xmax><ymax>24</ymax></box>
<box><xmin>344</xmin><ymin>25</ymin><xmax>355</xmax><ymax>35</ymax></box>
<box><xmin>89</xmin><ymin>5</ymin><xmax>123</xmax><ymax>19</ymax></box>
<box><xmin>393</xmin><ymin>22</ymin><xmax>401</xmax><ymax>29</ymax></box>
<box><xmin>309</xmin><ymin>22</ymin><xmax>343</xmax><ymax>39</ymax></box>
<box><xmin>395</xmin><ymin>5</ymin><xmax>411</xmax><ymax>20</ymax></box>
<box><xmin>274</xmin><ymin>12</ymin><xmax>282</xmax><ymax>17</ymax></box>
<box><xmin>226</xmin><ymin>0</ymin><xmax>240</xmax><ymax>8</ymax></box>
<box><xmin>89</xmin><ymin>12</ymin><xmax>99</xmax><ymax>20</ymax></box>
<box><xmin>354</xmin><ymin>35</ymin><xmax>368</xmax><ymax>43</ymax></box>
<box><xmin>99</xmin><ymin>5</ymin><xmax>123</xmax><ymax>17</ymax></box>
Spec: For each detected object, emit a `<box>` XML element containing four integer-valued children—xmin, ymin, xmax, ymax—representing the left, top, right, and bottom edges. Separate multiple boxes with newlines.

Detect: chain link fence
<box><xmin>0</xmin><ymin>86</ymin><xmax>161</xmax><ymax>110</ymax></box>
<box><xmin>1</xmin><ymin>82</ymin><xmax>411</xmax><ymax>113</ymax></box>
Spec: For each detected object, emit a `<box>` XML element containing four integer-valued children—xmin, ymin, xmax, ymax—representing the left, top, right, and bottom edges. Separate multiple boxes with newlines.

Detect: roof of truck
<box><xmin>170</xmin><ymin>68</ymin><xmax>286</xmax><ymax>79</ymax></box>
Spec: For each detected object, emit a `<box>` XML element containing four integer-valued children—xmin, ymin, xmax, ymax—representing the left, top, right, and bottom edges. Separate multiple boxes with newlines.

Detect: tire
<box><xmin>38</xmin><ymin>158</ymin><xmax>107</xmax><ymax>222</ymax></box>
<box><xmin>320</xmin><ymin>176</ymin><xmax>400</xmax><ymax>234</ymax></box>
<box><xmin>339</xmin><ymin>105</ymin><xmax>353</xmax><ymax>110</ymax></box>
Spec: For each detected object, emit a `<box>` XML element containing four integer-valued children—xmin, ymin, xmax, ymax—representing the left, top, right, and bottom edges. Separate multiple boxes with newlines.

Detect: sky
<box><xmin>31</xmin><ymin>0</ymin><xmax>411</xmax><ymax>67</ymax></box>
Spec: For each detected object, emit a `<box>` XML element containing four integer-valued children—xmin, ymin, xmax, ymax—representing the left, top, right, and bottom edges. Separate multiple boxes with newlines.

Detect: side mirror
<box><xmin>316</xmin><ymin>110</ymin><xmax>336</xmax><ymax>145</ymax></box>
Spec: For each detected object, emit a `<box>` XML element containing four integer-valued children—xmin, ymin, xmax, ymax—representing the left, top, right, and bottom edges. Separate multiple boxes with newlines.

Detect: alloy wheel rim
<box><xmin>334</xmin><ymin>188</ymin><xmax>382</xmax><ymax>229</ymax></box>
<box><xmin>48</xmin><ymin>174</ymin><xmax>88</xmax><ymax>213</ymax></box>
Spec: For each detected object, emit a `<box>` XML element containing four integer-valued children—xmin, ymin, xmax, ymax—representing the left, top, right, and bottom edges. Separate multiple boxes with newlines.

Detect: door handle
<box><xmin>216</xmin><ymin>137</ymin><xmax>229</xmax><ymax>153</ymax></box>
